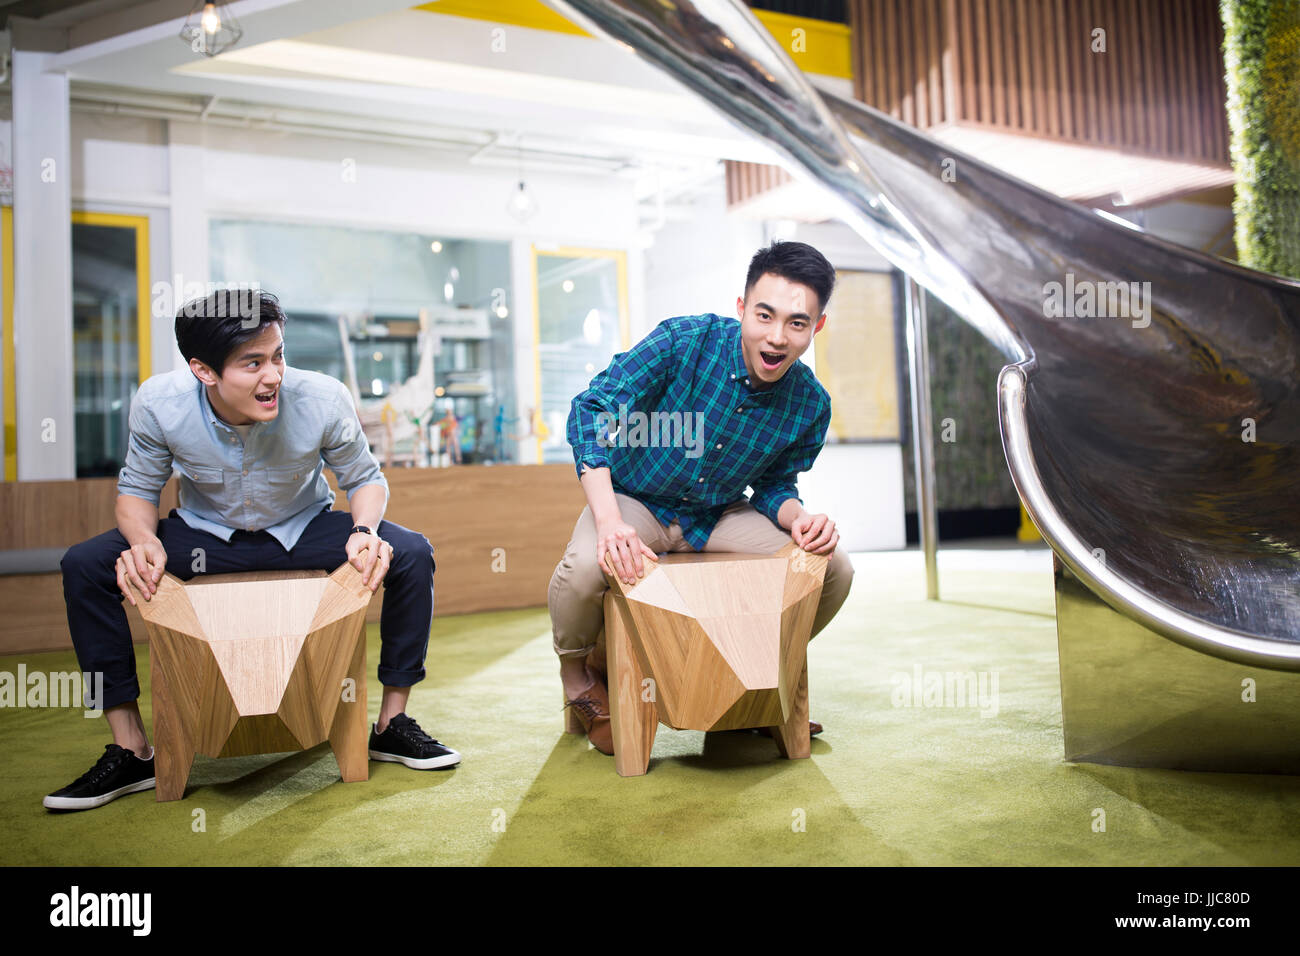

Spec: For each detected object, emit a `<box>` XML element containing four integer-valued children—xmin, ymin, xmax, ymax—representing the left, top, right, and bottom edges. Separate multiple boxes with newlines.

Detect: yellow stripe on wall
<box><xmin>1018</xmin><ymin>501</ymin><xmax>1043</xmax><ymax>542</ymax></box>
<box><xmin>750</xmin><ymin>9</ymin><xmax>852</xmax><ymax>79</ymax></box>
<box><xmin>415</xmin><ymin>0</ymin><xmax>590</xmax><ymax>36</ymax></box>
<box><xmin>415</xmin><ymin>1</ymin><xmax>852</xmax><ymax>78</ymax></box>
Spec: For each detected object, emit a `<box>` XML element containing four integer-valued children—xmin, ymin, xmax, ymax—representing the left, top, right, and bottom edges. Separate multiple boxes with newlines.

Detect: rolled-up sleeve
<box><xmin>748</xmin><ymin>404</ymin><xmax>831</xmax><ymax>525</ymax></box>
<box><xmin>568</xmin><ymin>319</ymin><xmax>676</xmax><ymax>477</ymax></box>
<box><xmin>323</xmin><ymin>383</ymin><xmax>388</xmax><ymax>499</ymax></box>
<box><xmin>117</xmin><ymin>393</ymin><xmax>173</xmax><ymax>505</ymax></box>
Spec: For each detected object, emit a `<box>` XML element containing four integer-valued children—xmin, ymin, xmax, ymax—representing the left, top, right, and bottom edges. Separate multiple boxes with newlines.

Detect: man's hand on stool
<box><xmin>116</xmin><ymin>538</ymin><xmax>167</xmax><ymax>605</ymax></box>
<box><xmin>595</xmin><ymin>516</ymin><xmax>659</xmax><ymax>586</ymax></box>
<box><xmin>790</xmin><ymin>510</ymin><xmax>839</xmax><ymax>555</ymax></box>
<box><xmin>347</xmin><ymin>532</ymin><xmax>394</xmax><ymax>592</ymax></box>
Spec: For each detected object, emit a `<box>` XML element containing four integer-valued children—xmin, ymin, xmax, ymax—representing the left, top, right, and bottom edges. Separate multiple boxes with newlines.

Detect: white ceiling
<box><xmin>46</xmin><ymin>0</ymin><xmax>792</xmax><ymax>204</ymax></box>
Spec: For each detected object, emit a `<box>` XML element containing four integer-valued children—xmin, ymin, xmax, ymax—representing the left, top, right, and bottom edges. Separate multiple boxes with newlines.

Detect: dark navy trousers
<box><xmin>60</xmin><ymin>506</ymin><xmax>434</xmax><ymax>710</ymax></box>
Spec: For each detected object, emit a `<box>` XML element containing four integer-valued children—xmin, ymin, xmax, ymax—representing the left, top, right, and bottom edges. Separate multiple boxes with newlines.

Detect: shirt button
<box><xmin>744</xmin><ymin>378</ymin><xmax>750</xmax><ymax>385</ymax></box>
<box><xmin>242</xmin><ymin>470</ymin><xmax>248</xmax><ymax>476</ymax></box>
<box><xmin>715</xmin><ymin>443</ymin><xmax>722</xmax><ymax>450</ymax></box>
<box><xmin>730</xmin><ymin>373</ymin><xmax>736</xmax><ymax>379</ymax></box>
<box><xmin>737</xmin><ymin>407</ymin><xmax>745</xmax><ymax>413</ymax></box>
<box><xmin>681</xmin><ymin>495</ymin><xmax>689</xmax><ymax>500</ymax></box>
<box><xmin>697</xmin><ymin>477</ymin><xmax>704</xmax><ymax>483</ymax></box>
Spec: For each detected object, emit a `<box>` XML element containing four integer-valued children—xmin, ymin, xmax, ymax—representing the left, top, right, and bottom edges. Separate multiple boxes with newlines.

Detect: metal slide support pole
<box><xmin>904</xmin><ymin>276</ymin><xmax>939</xmax><ymax>600</ymax></box>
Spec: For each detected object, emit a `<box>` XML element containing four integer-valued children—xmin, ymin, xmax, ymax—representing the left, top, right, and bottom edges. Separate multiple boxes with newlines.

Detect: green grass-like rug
<box><xmin>4</xmin><ymin>550</ymin><xmax>1297</xmax><ymax>866</ymax></box>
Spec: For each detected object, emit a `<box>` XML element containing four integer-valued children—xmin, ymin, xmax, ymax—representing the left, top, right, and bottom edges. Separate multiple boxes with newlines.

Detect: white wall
<box><xmin>642</xmin><ymin>184</ymin><xmax>763</xmax><ymax>334</ymax></box>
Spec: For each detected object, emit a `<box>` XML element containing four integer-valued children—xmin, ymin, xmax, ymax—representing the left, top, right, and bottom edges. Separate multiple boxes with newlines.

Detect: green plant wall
<box><xmin>1221</xmin><ymin>0</ymin><xmax>1300</xmax><ymax>278</ymax></box>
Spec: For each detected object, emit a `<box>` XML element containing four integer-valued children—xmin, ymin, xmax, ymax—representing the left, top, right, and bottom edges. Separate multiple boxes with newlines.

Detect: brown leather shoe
<box><xmin>565</xmin><ymin>678</ymin><xmax>614</xmax><ymax>756</ymax></box>
<box><xmin>757</xmin><ymin>720</ymin><xmax>823</xmax><ymax>737</ymax></box>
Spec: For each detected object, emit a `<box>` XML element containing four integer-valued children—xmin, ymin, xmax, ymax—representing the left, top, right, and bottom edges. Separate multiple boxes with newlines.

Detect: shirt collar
<box><xmin>199</xmin><ymin>379</ymin><xmax>232</xmax><ymax>431</ymax></box>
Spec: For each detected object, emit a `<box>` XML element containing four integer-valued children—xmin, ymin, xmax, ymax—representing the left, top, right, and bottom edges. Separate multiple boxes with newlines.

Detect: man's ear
<box><xmin>188</xmin><ymin>357</ymin><xmax>218</xmax><ymax>386</ymax></box>
<box><xmin>814</xmin><ymin>313</ymin><xmax>827</xmax><ymax>334</ymax></box>
<box><xmin>736</xmin><ymin>295</ymin><xmax>746</xmax><ymax>320</ymax></box>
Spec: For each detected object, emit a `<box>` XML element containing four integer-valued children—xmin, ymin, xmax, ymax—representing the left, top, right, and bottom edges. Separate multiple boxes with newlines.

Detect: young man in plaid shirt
<box><xmin>550</xmin><ymin>240</ymin><xmax>855</xmax><ymax>754</ymax></box>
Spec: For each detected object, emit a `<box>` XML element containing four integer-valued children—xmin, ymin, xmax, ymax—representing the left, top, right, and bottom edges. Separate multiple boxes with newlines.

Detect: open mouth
<box><xmin>255</xmin><ymin>388</ymin><xmax>278</xmax><ymax>409</ymax></box>
<box><xmin>759</xmin><ymin>351</ymin><xmax>785</xmax><ymax>371</ymax></box>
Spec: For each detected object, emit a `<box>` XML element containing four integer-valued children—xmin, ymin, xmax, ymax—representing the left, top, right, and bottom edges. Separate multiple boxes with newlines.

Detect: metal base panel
<box><xmin>1055</xmin><ymin>558</ymin><xmax>1300</xmax><ymax>774</ymax></box>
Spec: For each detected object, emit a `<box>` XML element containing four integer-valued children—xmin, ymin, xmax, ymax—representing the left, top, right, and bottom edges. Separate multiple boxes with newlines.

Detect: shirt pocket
<box><xmin>176</xmin><ymin>463</ymin><xmax>224</xmax><ymax>489</ymax></box>
<box><xmin>268</xmin><ymin>465</ymin><xmax>309</xmax><ymax>486</ymax></box>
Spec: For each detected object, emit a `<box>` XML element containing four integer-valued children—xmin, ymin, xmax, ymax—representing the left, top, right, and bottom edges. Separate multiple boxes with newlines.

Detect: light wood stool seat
<box><xmin>573</xmin><ymin>542</ymin><xmax>828</xmax><ymax>776</ymax></box>
<box><xmin>134</xmin><ymin>564</ymin><xmax>374</xmax><ymax>801</ymax></box>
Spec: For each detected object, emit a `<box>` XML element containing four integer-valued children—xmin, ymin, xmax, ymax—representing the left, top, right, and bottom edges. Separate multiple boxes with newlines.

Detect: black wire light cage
<box><xmin>179</xmin><ymin>1</ymin><xmax>244</xmax><ymax>58</ymax></box>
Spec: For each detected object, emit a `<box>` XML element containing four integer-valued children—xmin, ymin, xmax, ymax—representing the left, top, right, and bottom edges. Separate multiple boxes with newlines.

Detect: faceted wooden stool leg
<box><xmin>328</xmin><ymin>628</ymin><xmax>370</xmax><ymax>783</ymax></box>
<box><xmin>149</xmin><ymin>640</ymin><xmax>195</xmax><ymax>802</ymax></box>
<box><xmin>605</xmin><ymin>592</ymin><xmax>658</xmax><ymax>776</ymax></box>
<box><xmin>769</xmin><ymin>659</ymin><xmax>811</xmax><ymax>759</ymax></box>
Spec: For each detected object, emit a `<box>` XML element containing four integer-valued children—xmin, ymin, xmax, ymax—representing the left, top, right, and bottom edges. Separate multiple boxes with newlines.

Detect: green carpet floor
<box><xmin>4</xmin><ymin>547</ymin><xmax>1298</xmax><ymax>866</ymax></box>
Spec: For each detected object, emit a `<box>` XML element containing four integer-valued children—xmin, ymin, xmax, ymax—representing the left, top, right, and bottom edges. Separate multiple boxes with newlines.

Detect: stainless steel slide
<box><xmin>545</xmin><ymin>0</ymin><xmax>1300</xmax><ymax>674</ymax></box>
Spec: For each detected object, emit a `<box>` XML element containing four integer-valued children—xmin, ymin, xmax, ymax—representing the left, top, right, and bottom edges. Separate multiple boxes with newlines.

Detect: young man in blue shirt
<box><xmin>46</xmin><ymin>291</ymin><xmax>459</xmax><ymax>811</ymax></box>
<box><xmin>551</xmin><ymin>241</ymin><xmax>855</xmax><ymax>754</ymax></box>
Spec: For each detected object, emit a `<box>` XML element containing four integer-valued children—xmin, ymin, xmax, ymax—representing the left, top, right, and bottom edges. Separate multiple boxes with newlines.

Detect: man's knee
<box><xmin>61</xmin><ymin>531</ymin><xmax>121</xmax><ymax>581</ymax></box>
<box><xmin>827</xmin><ymin>547</ymin><xmax>854</xmax><ymax>592</ymax></box>
<box><xmin>549</xmin><ymin>540</ymin><xmax>607</xmax><ymax>603</ymax></box>
<box><xmin>385</xmin><ymin>525</ymin><xmax>434</xmax><ymax>572</ymax></box>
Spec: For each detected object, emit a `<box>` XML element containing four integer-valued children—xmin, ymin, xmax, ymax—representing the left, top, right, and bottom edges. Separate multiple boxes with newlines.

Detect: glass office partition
<box><xmin>534</xmin><ymin>247</ymin><xmax>629</xmax><ymax>464</ymax></box>
<box><xmin>71</xmin><ymin>213</ymin><xmax>150</xmax><ymax>477</ymax></box>
<box><xmin>211</xmin><ymin>221</ymin><xmax>515</xmax><ymax>465</ymax></box>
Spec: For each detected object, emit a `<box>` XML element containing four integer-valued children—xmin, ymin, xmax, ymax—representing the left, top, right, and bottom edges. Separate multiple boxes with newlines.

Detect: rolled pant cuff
<box><xmin>553</xmin><ymin>643</ymin><xmax>595</xmax><ymax>658</ymax></box>
<box><xmin>100</xmin><ymin>679</ymin><xmax>142</xmax><ymax>712</ymax></box>
<box><xmin>376</xmin><ymin>666</ymin><xmax>425</xmax><ymax>688</ymax></box>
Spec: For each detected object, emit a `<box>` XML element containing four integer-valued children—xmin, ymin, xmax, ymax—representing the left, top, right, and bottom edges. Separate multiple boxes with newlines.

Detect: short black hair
<box><xmin>744</xmin><ymin>240</ymin><xmax>835</xmax><ymax>314</ymax></box>
<box><xmin>175</xmin><ymin>289</ymin><xmax>286</xmax><ymax>376</ymax></box>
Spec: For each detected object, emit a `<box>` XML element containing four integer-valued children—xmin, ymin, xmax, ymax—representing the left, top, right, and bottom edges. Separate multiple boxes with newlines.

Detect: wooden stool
<box><xmin>134</xmin><ymin>563</ymin><xmax>374</xmax><ymax>801</ymax></box>
<box><xmin>570</xmin><ymin>542</ymin><xmax>828</xmax><ymax>776</ymax></box>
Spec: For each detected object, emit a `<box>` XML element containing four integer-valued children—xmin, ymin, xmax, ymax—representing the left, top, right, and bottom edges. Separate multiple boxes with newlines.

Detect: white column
<box><xmin>12</xmin><ymin>50</ymin><xmax>73</xmax><ymax>480</ymax></box>
<box><xmin>164</xmin><ymin>119</ymin><xmax>209</xmax><ymax>373</ymax></box>
<box><xmin>510</xmin><ymin>236</ymin><xmax>539</xmax><ymax>465</ymax></box>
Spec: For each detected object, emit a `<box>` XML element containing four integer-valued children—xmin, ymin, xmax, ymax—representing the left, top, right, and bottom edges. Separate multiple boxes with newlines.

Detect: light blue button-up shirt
<box><xmin>116</xmin><ymin>365</ymin><xmax>388</xmax><ymax>551</ymax></box>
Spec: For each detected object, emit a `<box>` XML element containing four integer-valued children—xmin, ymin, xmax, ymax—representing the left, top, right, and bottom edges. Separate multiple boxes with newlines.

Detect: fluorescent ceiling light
<box><xmin>174</xmin><ymin>39</ymin><xmax>718</xmax><ymax>123</ymax></box>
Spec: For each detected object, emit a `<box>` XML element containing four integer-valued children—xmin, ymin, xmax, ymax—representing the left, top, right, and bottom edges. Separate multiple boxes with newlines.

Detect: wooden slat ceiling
<box><xmin>848</xmin><ymin>0</ymin><xmax>1230</xmax><ymax>164</ymax></box>
<box><xmin>730</xmin><ymin>0</ymin><xmax>1235</xmax><ymax>213</ymax></box>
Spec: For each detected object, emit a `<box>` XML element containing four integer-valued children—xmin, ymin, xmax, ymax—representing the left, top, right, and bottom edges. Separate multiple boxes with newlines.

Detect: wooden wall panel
<box><xmin>0</xmin><ymin>464</ymin><xmax>587</xmax><ymax>655</ymax></box>
<box><xmin>0</xmin><ymin>478</ymin><xmax>180</xmax><ymax>551</ymax></box>
<box><xmin>847</xmin><ymin>0</ymin><xmax>1231</xmax><ymax>164</ymax></box>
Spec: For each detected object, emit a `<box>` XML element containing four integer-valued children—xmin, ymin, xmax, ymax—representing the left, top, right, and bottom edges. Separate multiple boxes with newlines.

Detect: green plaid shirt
<box><xmin>568</xmin><ymin>313</ymin><xmax>831</xmax><ymax>549</ymax></box>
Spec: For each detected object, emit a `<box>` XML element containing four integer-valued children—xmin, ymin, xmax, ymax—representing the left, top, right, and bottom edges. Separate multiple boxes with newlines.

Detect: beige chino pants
<box><xmin>549</xmin><ymin>493</ymin><xmax>855</xmax><ymax>657</ymax></box>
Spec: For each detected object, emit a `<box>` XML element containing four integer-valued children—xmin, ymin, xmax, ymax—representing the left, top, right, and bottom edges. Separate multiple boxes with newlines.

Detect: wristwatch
<box><xmin>349</xmin><ymin>525</ymin><xmax>374</xmax><ymax>536</ymax></box>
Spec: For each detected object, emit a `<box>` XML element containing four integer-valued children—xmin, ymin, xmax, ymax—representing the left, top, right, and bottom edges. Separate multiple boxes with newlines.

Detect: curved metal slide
<box><xmin>542</xmin><ymin>0</ymin><xmax>1300</xmax><ymax>770</ymax></box>
<box><xmin>545</xmin><ymin>0</ymin><xmax>1300</xmax><ymax>675</ymax></box>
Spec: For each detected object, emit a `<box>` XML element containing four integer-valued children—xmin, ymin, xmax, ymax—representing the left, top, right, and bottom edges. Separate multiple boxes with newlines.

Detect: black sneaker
<box><xmin>44</xmin><ymin>744</ymin><xmax>156</xmax><ymax>811</ymax></box>
<box><xmin>368</xmin><ymin>713</ymin><xmax>461</xmax><ymax>770</ymax></box>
